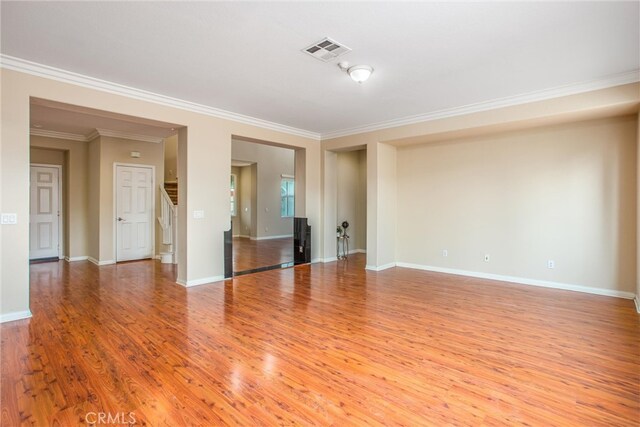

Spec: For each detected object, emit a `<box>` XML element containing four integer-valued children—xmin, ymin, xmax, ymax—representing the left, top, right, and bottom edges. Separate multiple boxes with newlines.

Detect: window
<box><xmin>281</xmin><ymin>176</ymin><xmax>294</xmax><ymax>218</ymax></box>
<box><xmin>230</xmin><ymin>174</ymin><xmax>237</xmax><ymax>217</ymax></box>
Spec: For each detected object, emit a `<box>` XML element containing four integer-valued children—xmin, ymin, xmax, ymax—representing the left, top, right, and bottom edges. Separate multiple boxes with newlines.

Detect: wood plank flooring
<box><xmin>233</xmin><ymin>237</ymin><xmax>293</xmax><ymax>273</ymax></box>
<box><xmin>1</xmin><ymin>255</ymin><xmax>639</xmax><ymax>426</ymax></box>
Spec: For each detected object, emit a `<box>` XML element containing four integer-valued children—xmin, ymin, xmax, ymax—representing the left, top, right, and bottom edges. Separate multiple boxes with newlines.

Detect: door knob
<box><xmin>117</xmin><ymin>217</ymin><xmax>124</xmax><ymax>221</ymax></box>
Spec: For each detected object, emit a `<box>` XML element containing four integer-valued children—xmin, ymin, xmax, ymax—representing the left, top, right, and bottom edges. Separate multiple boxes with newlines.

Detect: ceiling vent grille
<box><xmin>302</xmin><ymin>37</ymin><xmax>351</xmax><ymax>62</ymax></box>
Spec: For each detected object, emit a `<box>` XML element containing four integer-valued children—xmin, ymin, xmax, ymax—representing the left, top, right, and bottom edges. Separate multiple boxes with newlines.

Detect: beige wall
<box><xmin>336</xmin><ymin>150</ymin><xmax>367</xmax><ymax>251</ymax></box>
<box><xmin>30</xmin><ymin>136</ymin><xmax>89</xmax><ymax>259</ymax></box>
<box><xmin>237</xmin><ymin>164</ymin><xmax>256</xmax><ymax>238</ymax></box>
<box><xmin>1</xmin><ymin>68</ymin><xmax>321</xmax><ymax>319</ymax></box>
<box><xmin>397</xmin><ymin>115</ymin><xmax>637</xmax><ymax>293</ymax></box>
<box><xmin>97</xmin><ymin>135</ymin><xmax>165</xmax><ymax>262</ymax></box>
<box><xmin>164</xmin><ymin>134</ymin><xmax>178</xmax><ymax>182</ymax></box>
<box><xmin>231</xmin><ymin>139</ymin><xmax>295</xmax><ymax>238</ymax></box>
<box><xmin>637</xmin><ymin>112</ymin><xmax>640</xmax><ymax>305</ymax></box>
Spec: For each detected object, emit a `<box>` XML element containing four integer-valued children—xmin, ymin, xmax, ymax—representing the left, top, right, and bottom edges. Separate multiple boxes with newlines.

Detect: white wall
<box><xmin>231</xmin><ymin>139</ymin><xmax>295</xmax><ymax>238</ymax></box>
<box><xmin>396</xmin><ymin>115</ymin><xmax>637</xmax><ymax>294</ymax></box>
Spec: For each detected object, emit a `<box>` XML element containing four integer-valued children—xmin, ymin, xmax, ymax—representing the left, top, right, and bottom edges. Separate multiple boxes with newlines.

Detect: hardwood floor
<box><xmin>1</xmin><ymin>255</ymin><xmax>638</xmax><ymax>426</ymax></box>
<box><xmin>233</xmin><ymin>237</ymin><xmax>293</xmax><ymax>273</ymax></box>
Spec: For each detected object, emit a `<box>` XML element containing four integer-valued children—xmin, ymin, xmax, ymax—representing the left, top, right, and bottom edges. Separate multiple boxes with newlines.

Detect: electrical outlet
<box><xmin>1</xmin><ymin>213</ymin><xmax>17</xmax><ymax>224</ymax></box>
<box><xmin>442</xmin><ymin>249</ymin><xmax>448</xmax><ymax>257</ymax></box>
<box><xmin>547</xmin><ymin>260</ymin><xmax>555</xmax><ymax>269</ymax></box>
<box><xmin>265</xmin><ymin>227</ymin><xmax>269</xmax><ymax>232</ymax></box>
<box><xmin>484</xmin><ymin>254</ymin><xmax>490</xmax><ymax>262</ymax></box>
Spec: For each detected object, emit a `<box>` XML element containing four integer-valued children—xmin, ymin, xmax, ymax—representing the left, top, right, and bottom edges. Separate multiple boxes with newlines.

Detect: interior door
<box><xmin>30</xmin><ymin>165</ymin><xmax>60</xmax><ymax>260</ymax></box>
<box><xmin>116</xmin><ymin>165</ymin><xmax>153</xmax><ymax>262</ymax></box>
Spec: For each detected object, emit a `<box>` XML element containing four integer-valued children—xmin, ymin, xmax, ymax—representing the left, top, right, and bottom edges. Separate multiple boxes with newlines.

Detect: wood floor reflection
<box><xmin>233</xmin><ymin>237</ymin><xmax>293</xmax><ymax>272</ymax></box>
<box><xmin>1</xmin><ymin>255</ymin><xmax>638</xmax><ymax>425</ymax></box>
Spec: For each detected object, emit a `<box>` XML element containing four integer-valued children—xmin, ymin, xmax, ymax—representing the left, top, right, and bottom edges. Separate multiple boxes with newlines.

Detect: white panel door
<box><xmin>30</xmin><ymin>165</ymin><xmax>60</xmax><ymax>260</ymax></box>
<box><xmin>116</xmin><ymin>165</ymin><xmax>153</xmax><ymax>262</ymax></box>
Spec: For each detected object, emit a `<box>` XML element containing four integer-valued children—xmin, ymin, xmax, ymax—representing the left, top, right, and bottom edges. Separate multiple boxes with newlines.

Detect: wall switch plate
<box><xmin>442</xmin><ymin>250</ymin><xmax>448</xmax><ymax>257</ymax></box>
<box><xmin>547</xmin><ymin>260</ymin><xmax>555</xmax><ymax>269</ymax></box>
<box><xmin>1</xmin><ymin>213</ymin><xmax>17</xmax><ymax>224</ymax></box>
<box><xmin>484</xmin><ymin>254</ymin><xmax>490</xmax><ymax>262</ymax></box>
<box><xmin>193</xmin><ymin>210</ymin><xmax>205</xmax><ymax>219</ymax></box>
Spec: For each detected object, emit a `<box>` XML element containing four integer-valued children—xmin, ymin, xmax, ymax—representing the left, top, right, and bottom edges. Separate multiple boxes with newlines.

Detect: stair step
<box><xmin>164</xmin><ymin>182</ymin><xmax>178</xmax><ymax>205</ymax></box>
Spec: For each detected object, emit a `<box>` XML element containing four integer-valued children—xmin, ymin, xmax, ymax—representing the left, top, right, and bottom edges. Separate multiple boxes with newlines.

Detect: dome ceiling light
<box><xmin>338</xmin><ymin>62</ymin><xmax>374</xmax><ymax>84</ymax></box>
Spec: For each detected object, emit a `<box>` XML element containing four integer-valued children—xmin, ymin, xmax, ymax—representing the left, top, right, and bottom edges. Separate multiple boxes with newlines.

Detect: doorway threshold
<box><xmin>234</xmin><ymin>261</ymin><xmax>295</xmax><ymax>277</ymax></box>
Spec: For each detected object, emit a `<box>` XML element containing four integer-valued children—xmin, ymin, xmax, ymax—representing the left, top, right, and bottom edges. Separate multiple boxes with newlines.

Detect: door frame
<box><xmin>113</xmin><ymin>162</ymin><xmax>156</xmax><ymax>262</ymax></box>
<box><xmin>30</xmin><ymin>163</ymin><xmax>63</xmax><ymax>260</ymax></box>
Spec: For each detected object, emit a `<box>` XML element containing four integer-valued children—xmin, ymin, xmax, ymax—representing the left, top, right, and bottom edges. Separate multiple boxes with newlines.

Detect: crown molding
<box><xmin>30</xmin><ymin>128</ymin><xmax>87</xmax><ymax>141</ymax></box>
<box><xmin>1</xmin><ymin>54</ymin><xmax>321</xmax><ymax>141</ymax></box>
<box><xmin>94</xmin><ymin>128</ymin><xmax>164</xmax><ymax>143</ymax></box>
<box><xmin>31</xmin><ymin>127</ymin><xmax>165</xmax><ymax>143</ymax></box>
<box><xmin>321</xmin><ymin>69</ymin><xmax>640</xmax><ymax>140</ymax></box>
<box><xmin>7</xmin><ymin>55</ymin><xmax>638</xmax><ymax>143</ymax></box>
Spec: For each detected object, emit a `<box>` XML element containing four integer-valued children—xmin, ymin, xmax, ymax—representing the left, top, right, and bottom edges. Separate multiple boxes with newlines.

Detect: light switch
<box><xmin>1</xmin><ymin>213</ymin><xmax>17</xmax><ymax>224</ymax></box>
<box><xmin>193</xmin><ymin>210</ymin><xmax>205</xmax><ymax>219</ymax></box>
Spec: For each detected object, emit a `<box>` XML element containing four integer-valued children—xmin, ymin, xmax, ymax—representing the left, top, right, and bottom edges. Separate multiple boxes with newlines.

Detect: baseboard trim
<box><xmin>365</xmin><ymin>262</ymin><xmax>397</xmax><ymax>271</ymax></box>
<box><xmin>65</xmin><ymin>256</ymin><xmax>89</xmax><ymax>262</ymax></box>
<box><xmin>635</xmin><ymin>296</ymin><xmax>640</xmax><ymax>313</ymax></box>
<box><xmin>251</xmin><ymin>234</ymin><xmax>294</xmax><ymax>241</ymax></box>
<box><xmin>1</xmin><ymin>310</ymin><xmax>32</xmax><ymax>323</ymax></box>
<box><xmin>88</xmin><ymin>257</ymin><xmax>116</xmax><ymax>266</ymax></box>
<box><xmin>322</xmin><ymin>257</ymin><xmax>338</xmax><ymax>263</ymax></box>
<box><xmin>177</xmin><ymin>275</ymin><xmax>226</xmax><ymax>287</ymax></box>
<box><xmin>349</xmin><ymin>249</ymin><xmax>366</xmax><ymax>254</ymax></box>
<box><xmin>396</xmin><ymin>262</ymin><xmax>636</xmax><ymax>299</ymax></box>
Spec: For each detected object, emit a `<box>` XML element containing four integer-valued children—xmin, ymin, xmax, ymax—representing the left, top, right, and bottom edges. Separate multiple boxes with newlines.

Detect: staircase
<box><xmin>158</xmin><ymin>182</ymin><xmax>178</xmax><ymax>264</ymax></box>
<box><xmin>164</xmin><ymin>181</ymin><xmax>178</xmax><ymax>205</ymax></box>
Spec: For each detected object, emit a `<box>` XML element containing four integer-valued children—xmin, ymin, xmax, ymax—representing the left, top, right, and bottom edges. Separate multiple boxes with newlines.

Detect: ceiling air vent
<box><xmin>302</xmin><ymin>37</ymin><xmax>351</xmax><ymax>62</ymax></box>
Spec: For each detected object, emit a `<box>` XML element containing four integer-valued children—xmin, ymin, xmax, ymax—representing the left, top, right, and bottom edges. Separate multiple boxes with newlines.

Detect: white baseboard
<box><xmin>635</xmin><ymin>296</ymin><xmax>640</xmax><ymax>313</ymax></box>
<box><xmin>396</xmin><ymin>262</ymin><xmax>636</xmax><ymax>299</ymax></box>
<box><xmin>88</xmin><ymin>257</ymin><xmax>115</xmax><ymax>266</ymax></box>
<box><xmin>65</xmin><ymin>256</ymin><xmax>89</xmax><ymax>262</ymax></box>
<box><xmin>1</xmin><ymin>310</ymin><xmax>32</xmax><ymax>323</ymax></box>
<box><xmin>233</xmin><ymin>234</ymin><xmax>250</xmax><ymax>239</ymax></box>
<box><xmin>251</xmin><ymin>234</ymin><xmax>293</xmax><ymax>241</ymax></box>
<box><xmin>349</xmin><ymin>249</ymin><xmax>366</xmax><ymax>254</ymax></box>
<box><xmin>177</xmin><ymin>275</ymin><xmax>226</xmax><ymax>287</ymax></box>
<box><xmin>365</xmin><ymin>262</ymin><xmax>397</xmax><ymax>271</ymax></box>
<box><xmin>321</xmin><ymin>257</ymin><xmax>338</xmax><ymax>263</ymax></box>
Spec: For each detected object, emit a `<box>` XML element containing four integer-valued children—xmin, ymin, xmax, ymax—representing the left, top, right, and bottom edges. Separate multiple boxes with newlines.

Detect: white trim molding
<box><xmin>322</xmin><ymin>69</ymin><xmax>640</xmax><ymax>140</ymax></box>
<box><xmin>396</xmin><ymin>262</ymin><xmax>636</xmax><ymax>299</ymax></box>
<box><xmin>31</xmin><ymin>127</ymin><xmax>164</xmax><ymax>144</ymax></box>
<box><xmin>365</xmin><ymin>262</ymin><xmax>397</xmax><ymax>272</ymax></box>
<box><xmin>634</xmin><ymin>296</ymin><xmax>640</xmax><ymax>314</ymax></box>
<box><xmin>0</xmin><ymin>310</ymin><xmax>33</xmax><ymax>323</ymax></box>
<box><xmin>88</xmin><ymin>257</ymin><xmax>115</xmax><ymax>266</ymax></box>
<box><xmin>65</xmin><ymin>256</ymin><xmax>89</xmax><ymax>262</ymax></box>
<box><xmin>177</xmin><ymin>275</ymin><xmax>226</xmax><ymax>287</ymax></box>
<box><xmin>3</xmin><ymin>54</ymin><xmax>321</xmax><ymax>141</ymax></box>
<box><xmin>30</xmin><ymin>128</ymin><xmax>87</xmax><ymax>141</ymax></box>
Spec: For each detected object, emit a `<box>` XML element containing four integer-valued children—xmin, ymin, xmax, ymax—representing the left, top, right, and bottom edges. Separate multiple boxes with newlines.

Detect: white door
<box><xmin>116</xmin><ymin>165</ymin><xmax>153</xmax><ymax>262</ymax></box>
<box><xmin>30</xmin><ymin>165</ymin><xmax>60</xmax><ymax>260</ymax></box>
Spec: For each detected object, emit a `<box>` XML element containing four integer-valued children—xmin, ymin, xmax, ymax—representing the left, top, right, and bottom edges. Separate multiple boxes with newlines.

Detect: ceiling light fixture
<box><xmin>338</xmin><ymin>62</ymin><xmax>374</xmax><ymax>84</ymax></box>
<box><xmin>348</xmin><ymin>65</ymin><xmax>373</xmax><ymax>83</ymax></box>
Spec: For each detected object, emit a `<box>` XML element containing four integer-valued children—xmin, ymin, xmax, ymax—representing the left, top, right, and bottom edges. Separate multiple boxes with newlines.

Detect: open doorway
<box><xmin>335</xmin><ymin>148</ymin><xmax>367</xmax><ymax>260</ymax></box>
<box><xmin>29</xmin><ymin>98</ymin><xmax>182</xmax><ymax>267</ymax></box>
<box><xmin>230</xmin><ymin>138</ymin><xmax>296</xmax><ymax>275</ymax></box>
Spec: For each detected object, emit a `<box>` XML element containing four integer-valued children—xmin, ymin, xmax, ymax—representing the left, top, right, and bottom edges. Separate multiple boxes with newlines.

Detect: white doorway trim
<box><xmin>113</xmin><ymin>162</ymin><xmax>156</xmax><ymax>262</ymax></box>
<box><xmin>30</xmin><ymin>163</ymin><xmax>63</xmax><ymax>260</ymax></box>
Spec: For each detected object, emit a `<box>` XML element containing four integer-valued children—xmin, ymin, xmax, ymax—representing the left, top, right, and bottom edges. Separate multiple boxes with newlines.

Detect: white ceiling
<box><xmin>2</xmin><ymin>2</ymin><xmax>638</xmax><ymax>137</ymax></box>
